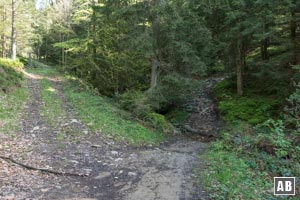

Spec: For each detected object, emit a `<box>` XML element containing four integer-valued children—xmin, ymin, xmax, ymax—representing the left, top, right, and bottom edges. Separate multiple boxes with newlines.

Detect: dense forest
<box><xmin>0</xmin><ymin>0</ymin><xmax>300</xmax><ymax>199</ymax></box>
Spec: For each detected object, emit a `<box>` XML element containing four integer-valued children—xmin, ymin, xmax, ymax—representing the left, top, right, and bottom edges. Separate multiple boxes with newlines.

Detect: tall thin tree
<box><xmin>11</xmin><ymin>0</ymin><xmax>16</xmax><ymax>60</ymax></box>
<box><xmin>2</xmin><ymin>5</ymin><xmax>6</xmax><ymax>58</ymax></box>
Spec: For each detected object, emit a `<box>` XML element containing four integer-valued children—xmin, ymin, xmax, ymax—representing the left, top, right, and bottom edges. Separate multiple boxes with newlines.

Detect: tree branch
<box><xmin>0</xmin><ymin>156</ymin><xmax>88</xmax><ymax>177</ymax></box>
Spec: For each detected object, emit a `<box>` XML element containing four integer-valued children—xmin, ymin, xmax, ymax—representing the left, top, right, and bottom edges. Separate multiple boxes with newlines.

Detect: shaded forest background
<box><xmin>1</xmin><ymin>0</ymin><xmax>300</xmax><ymax>198</ymax></box>
<box><xmin>26</xmin><ymin>0</ymin><xmax>300</xmax><ymax>114</ymax></box>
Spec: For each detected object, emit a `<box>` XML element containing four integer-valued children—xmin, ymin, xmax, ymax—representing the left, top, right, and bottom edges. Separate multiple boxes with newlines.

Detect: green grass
<box><xmin>0</xmin><ymin>58</ymin><xmax>27</xmax><ymax>134</ymax></box>
<box><xmin>201</xmin><ymin>139</ymin><xmax>300</xmax><ymax>200</ymax></box>
<box><xmin>201</xmin><ymin>145</ymin><xmax>272</xmax><ymax>200</ymax></box>
<box><xmin>0</xmin><ymin>85</ymin><xmax>28</xmax><ymax>134</ymax></box>
<box><xmin>40</xmin><ymin>78</ymin><xmax>66</xmax><ymax>126</ymax></box>
<box><xmin>0</xmin><ymin>58</ymin><xmax>24</xmax><ymax>93</ymax></box>
<box><xmin>26</xmin><ymin>66</ymin><xmax>59</xmax><ymax>77</ymax></box>
<box><xmin>64</xmin><ymin>79</ymin><xmax>165</xmax><ymax>146</ymax></box>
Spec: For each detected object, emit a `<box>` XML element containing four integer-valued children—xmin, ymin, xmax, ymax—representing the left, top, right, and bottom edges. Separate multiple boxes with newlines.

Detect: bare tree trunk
<box><xmin>60</xmin><ymin>32</ymin><xmax>65</xmax><ymax>68</ymax></box>
<box><xmin>91</xmin><ymin>0</ymin><xmax>96</xmax><ymax>56</ymax></box>
<box><xmin>2</xmin><ymin>5</ymin><xmax>6</xmax><ymax>58</ymax></box>
<box><xmin>261</xmin><ymin>38</ymin><xmax>269</xmax><ymax>61</ymax></box>
<box><xmin>45</xmin><ymin>37</ymin><xmax>48</xmax><ymax>62</ymax></box>
<box><xmin>236</xmin><ymin>38</ymin><xmax>243</xmax><ymax>96</ymax></box>
<box><xmin>37</xmin><ymin>47</ymin><xmax>40</xmax><ymax>61</ymax></box>
<box><xmin>1</xmin><ymin>33</ymin><xmax>5</xmax><ymax>58</ymax></box>
<box><xmin>236</xmin><ymin>61</ymin><xmax>243</xmax><ymax>95</ymax></box>
<box><xmin>149</xmin><ymin>58</ymin><xmax>160</xmax><ymax>91</ymax></box>
<box><xmin>11</xmin><ymin>0</ymin><xmax>16</xmax><ymax>60</ymax></box>
<box><xmin>260</xmin><ymin>22</ymin><xmax>269</xmax><ymax>61</ymax></box>
<box><xmin>291</xmin><ymin>10</ymin><xmax>298</xmax><ymax>65</ymax></box>
<box><xmin>29</xmin><ymin>52</ymin><xmax>32</xmax><ymax>67</ymax></box>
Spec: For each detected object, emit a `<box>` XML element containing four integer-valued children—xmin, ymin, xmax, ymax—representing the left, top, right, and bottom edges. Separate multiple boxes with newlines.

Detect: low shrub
<box><xmin>119</xmin><ymin>90</ymin><xmax>174</xmax><ymax>133</ymax></box>
<box><xmin>119</xmin><ymin>90</ymin><xmax>152</xmax><ymax>118</ymax></box>
<box><xmin>0</xmin><ymin>58</ymin><xmax>24</xmax><ymax>69</ymax></box>
<box><xmin>255</xmin><ymin>119</ymin><xmax>291</xmax><ymax>157</ymax></box>
<box><xmin>146</xmin><ymin>112</ymin><xmax>173</xmax><ymax>133</ymax></box>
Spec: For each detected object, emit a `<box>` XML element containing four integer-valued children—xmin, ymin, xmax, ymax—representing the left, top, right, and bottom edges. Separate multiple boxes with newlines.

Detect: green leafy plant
<box><xmin>145</xmin><ymin>112</ymin><xmax>173</xmax><ymax>133</ymax></box>
<box><xmin>256</xmin><ymin>119</ymin><xmax>291</xmax><ymax>158</ymax></box>
<box><xmin>119</xmin><ymin>90</ymin><xmax>152</xmax><ymax>118</ymax></box>
<box><xmin>284</xmin><ymin>82</ymin><xmax>300</xmax><ymax>127</ymax></box>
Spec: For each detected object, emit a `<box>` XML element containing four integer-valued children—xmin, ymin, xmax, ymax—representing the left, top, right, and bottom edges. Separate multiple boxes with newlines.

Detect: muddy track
<box><xmin>0</xmin><ymin>71</ymin><xmax>211</xmax><ymax>200</ymax></box>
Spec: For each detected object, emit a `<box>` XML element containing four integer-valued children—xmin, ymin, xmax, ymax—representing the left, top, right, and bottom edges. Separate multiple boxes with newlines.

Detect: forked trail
<box><xmin>0</xmin><ymin>68</ymin><xmax>213</xmax><ymax>200</ymax></box>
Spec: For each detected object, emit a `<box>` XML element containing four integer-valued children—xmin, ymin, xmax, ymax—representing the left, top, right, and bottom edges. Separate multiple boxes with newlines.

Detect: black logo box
<box><xmin>274</xmin><ymin>177</ymin><xmax>295</xmax><ymax>195</ymax></box>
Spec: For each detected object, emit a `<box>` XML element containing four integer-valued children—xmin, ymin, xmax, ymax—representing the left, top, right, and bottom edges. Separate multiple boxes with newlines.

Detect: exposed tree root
<box><xmin>0</xmin><ymin>156</ymin><xmax>88</xmax><ymax>177</ymax></box>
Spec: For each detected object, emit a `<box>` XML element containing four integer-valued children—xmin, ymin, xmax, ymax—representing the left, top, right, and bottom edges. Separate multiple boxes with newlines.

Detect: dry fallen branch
<box><xmin>0</xmin><ymin>156</ymin><xmax>88</xmax><ymax>177</ymax></box>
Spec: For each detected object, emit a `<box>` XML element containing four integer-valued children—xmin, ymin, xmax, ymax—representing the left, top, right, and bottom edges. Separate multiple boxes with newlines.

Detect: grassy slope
<box><xmin>28</xmin><ymin>65</ymin><xmax>165</xmax><ymax>146</ymax></box>
<box><xmin>0</xmin><ymin>58</ymin><xmax>24</xmax><ymax>93</ymax></box>
<box><xmin>0</xmin><ymin>87</ymin><xmax>28</xmax><ymax>135</ymax></box>
<box><xmin>0</xmin><ymin>59</ymin><xmax>27</xmax><ymax>134</ymax></box>
<box><xmin>64</xmin><ymin>79</ymin><xmax>165</xmax><ymax>146</ymax></box>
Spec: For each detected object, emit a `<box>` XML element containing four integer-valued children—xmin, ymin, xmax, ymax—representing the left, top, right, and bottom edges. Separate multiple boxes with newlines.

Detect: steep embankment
<box><xmin>0</xmin><ymin>59</ymin><xmax>24</xmax><ymax>93</ymax></box>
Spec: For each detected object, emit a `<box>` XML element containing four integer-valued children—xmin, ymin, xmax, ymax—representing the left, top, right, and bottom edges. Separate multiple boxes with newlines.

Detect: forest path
<box><xmin>0</xmin><ymin>67</ymin><xmax>210</xmax><ymax>200</ymax></box>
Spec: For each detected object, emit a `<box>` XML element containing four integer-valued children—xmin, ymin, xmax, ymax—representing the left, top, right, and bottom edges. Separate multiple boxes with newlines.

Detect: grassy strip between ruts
<box><xmin>40</xmin><ymin>78</ymin><xmax>66</xmax><ymax>126</ymax></box>
<box><xmin>26</xmin><ymin>64</ymin><xmax>59</xmax><ymax>77</ymax></box>
<box><xmin>0</xmin><ymin>85</ymin><xmax>28</xmax><ymax>135</ymax></box>
<box><xmin>63</xmin><ymin>78</ymin><xmax>165</xmax><ymax>146</ymax></box>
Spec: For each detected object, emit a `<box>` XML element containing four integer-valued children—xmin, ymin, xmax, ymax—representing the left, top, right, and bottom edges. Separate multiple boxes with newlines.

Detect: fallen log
<box><xmin>0</xmin><ymin>155</ymin><xmax>88</xmax><ymax>177</ymax></box>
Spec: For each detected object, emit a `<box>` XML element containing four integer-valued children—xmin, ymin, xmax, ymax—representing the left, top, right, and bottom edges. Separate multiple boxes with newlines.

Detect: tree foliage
<box><xmin>30</xmin><ymin>0</ymin><xmax>300</xmax><ymax>113</ymax></box>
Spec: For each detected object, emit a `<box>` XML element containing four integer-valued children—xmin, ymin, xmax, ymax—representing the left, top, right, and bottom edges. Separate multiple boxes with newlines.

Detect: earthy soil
<box><xmin>0</xmin><ymin>70</ymin><xmax>218</xmax><ymax>200</ymax></box>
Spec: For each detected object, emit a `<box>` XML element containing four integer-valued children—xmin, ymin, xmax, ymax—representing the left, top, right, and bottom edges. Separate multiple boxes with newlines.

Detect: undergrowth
<box><xmin>201</xmin><ymin>129</ymin><xmax>300</xmax><ymax>199</ymax></box>
<box><xmin>201</xmin><ymin>77</ymin><xmax>300</xmax><ymax>199</ymax></box>
<box><xmin>201</xmin><ymin>147</ymin><xmax>272</xmax><ymax>200</ymax></box>
<box><xmin>213</xmin><ymin>78</ymin><xmax>283</xmax><ymax>124</ymax></box>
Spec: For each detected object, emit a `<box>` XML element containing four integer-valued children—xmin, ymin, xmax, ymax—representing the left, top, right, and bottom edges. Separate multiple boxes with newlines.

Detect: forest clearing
<box><xmin>1</xmin><ymin>0</ymin><xmax>300</xmax><ymax>199</ymax></box>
